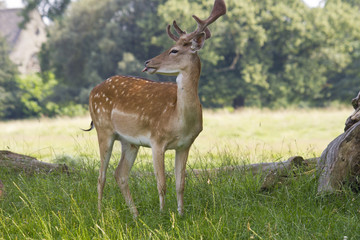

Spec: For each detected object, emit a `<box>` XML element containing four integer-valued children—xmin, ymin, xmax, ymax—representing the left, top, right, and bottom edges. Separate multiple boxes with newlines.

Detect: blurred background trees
<box><xmin>0</xmin><ymin>37</ymin><xmax>23</xmax><ymax>119</ymax></box>
<box><xmin>1</xmin><ymin>0</ymin><xmax>360</xmax><ymax>119</ymax></box>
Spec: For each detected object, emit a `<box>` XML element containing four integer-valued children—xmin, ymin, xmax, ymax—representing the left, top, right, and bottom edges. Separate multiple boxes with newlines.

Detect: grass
<box><xmin>1</xmin><ymin>108</ymin><xmax>359</xmax><ymax>239</ymax></box>
<box><xmin>0</xmin><ymin>108</ymin><xmax>349</xmax><ymax>161</ymax></box>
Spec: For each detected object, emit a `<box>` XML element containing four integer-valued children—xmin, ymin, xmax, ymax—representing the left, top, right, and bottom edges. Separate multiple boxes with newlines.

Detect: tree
<box><xmin>157</xmin><ymin>0</ymin><xmax>327</xmax><ymax>107</ymax></box>
<box><xmin>20</xmin><ymin>0</ymin><xmax>71</xmax><ymax>27</ymax></box>
<box><xmin>40</xmin><ymin>0</ymin><xmax>360</xmax><ymax>109</ymax></box>
<box><xmin>40</xmin><ymin>0</ymin><xmax>166</xmax><ymax>104</ymax></box>
<box><xmin>333</xmin><ymin>0</ymin><xmax>360</xmax><ymax>9</ymax></box>
<box><xmin>318</xmin><ymin>0</ymin><xmax>360</xmax><ymax>103</ymax></box>
<box><xmin>0</xmin><ymin>37</ymin><xmax>23</xmax><ymax>119</ymax></box>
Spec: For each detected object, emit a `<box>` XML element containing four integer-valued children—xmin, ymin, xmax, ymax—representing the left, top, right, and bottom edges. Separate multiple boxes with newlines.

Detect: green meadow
<box><xmin>1</xmin><ymin>108</ymin><xmax>360</xmax><ymax>239</ymax></box>
<box><xmin>0</xmin><ymin>108</ymin><xmax>349</xmax><ymax>161</ymax></box>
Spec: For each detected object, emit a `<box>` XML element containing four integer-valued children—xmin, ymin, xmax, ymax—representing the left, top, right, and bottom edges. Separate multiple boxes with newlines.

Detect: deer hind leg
<box><xmin>97</xmin><ymin>130</ymin><xmax>115</xmax><ymax>212</ymax></box>
<box><xmin>151</xmin><ymin>144</ymin><xmax>166</xmax><ymax>211</ymax></box>
<box><xmin>175</xmin><ymin>147</ymin><xmax>190</xmax><ymax>216</ymax></box>
<box><xmin>114</xmin><ymin>141</ymin><xmax>139</xmax><ymax>217</ymax></box>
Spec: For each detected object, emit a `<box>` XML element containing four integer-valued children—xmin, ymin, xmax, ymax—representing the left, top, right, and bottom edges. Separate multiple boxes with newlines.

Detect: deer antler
<box><xmin>167</xmin><ymin>24</ymin><xmax>179</xmax><ymax>41</ymax></box>
<box><xmin>188</xmin><ymin>0</ymin><xmax>226</xmax><ymax>40</ymax></box>
<box><xmin>166</xmin><ymin>0</ymin><xmax>226</xmax><ymax>41</ymax></box>
<box><xmin>167</xmin><ymin>21</ymin><xmax>187</xmax><ymax>41</ymax></box>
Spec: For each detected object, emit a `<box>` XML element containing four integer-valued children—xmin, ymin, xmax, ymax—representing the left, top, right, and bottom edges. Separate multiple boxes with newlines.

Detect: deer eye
<box><xmin>170</xmin><ymin>49</ymin><xmax>179</xmax><ymax>54</ymax></box>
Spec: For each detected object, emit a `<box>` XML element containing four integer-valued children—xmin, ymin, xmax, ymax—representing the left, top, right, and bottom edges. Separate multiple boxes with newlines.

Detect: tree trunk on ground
<box><xmin>0</xmin><ymin>150</ymin><xmax>69</xmax><ymax>174</ymax></box>
<box><xmin>0</xmin><ymin>151</ymin><xmax>69</xmax><ymax>198</ymax></box>
<box><xmin>189</xmin><ymin>156</ymin><xmax>305</xmax><ymax>177</ymax></box>
<box><xmin>317</xmin><ymin>91</ymin><xmax>360</xmax><ymax>193</ymax></box>
<box><xmin>188</xmin><ymin>156</ymin><xmax>318</xmax><ymax>190</ymax></box>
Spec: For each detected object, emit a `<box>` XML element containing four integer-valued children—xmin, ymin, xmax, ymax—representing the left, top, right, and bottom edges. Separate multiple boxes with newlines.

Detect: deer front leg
<box><xmin>175</xmin><ymin>147</ymin><xmax>190</xmax><ymax>216</ymax></box>
<box><xmin>151</xmin><ymin>145</ymin><xmax>166</xmax><ymax>211</ymax></box>
<box><xmin>97</xmin><ymin>131</ymin><xmax>115</xmax><ymax>212</ymax></box>
<box><xmin>115</xmin><ymin>142</ymin><xmax>139</xmax><ymax>218</ymax></box>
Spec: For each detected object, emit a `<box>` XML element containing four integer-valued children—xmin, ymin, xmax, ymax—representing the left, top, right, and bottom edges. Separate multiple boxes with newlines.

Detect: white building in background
<box><xmin>0</xmin><ymin>0</ymin><xmax>46</xmax><ymax>74</ymax></box>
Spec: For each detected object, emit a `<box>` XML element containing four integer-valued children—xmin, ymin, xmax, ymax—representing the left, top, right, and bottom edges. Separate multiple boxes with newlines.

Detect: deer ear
<box><xmin>191</xmin><ymin>32</ymin><xmax>206</xmax><ymax>52</ymax></box>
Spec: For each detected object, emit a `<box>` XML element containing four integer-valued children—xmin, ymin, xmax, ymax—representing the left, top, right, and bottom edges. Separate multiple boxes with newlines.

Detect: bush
<box><xmin>57</xmin><ymin>103</ymin><xmax>88</xmax><ymax>117</ymax></box>
<box><xmin>16</xmin><ymin>73</ymin><xmax>58</xmax><ymax>117</ymax></box>
<box><xmin>14</xmin><ymin>73</ymin><xmax>88</xmax><ymax>118</ymax></box>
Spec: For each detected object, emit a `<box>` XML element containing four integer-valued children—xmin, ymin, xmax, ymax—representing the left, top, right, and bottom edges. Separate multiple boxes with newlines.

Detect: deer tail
<box><xmin>82</xmin><ymin>121</ymin><xmax>94</xmax><ymax>131</ymax></box>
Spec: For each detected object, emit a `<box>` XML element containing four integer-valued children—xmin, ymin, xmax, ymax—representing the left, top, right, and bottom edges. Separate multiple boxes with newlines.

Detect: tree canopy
<box><xmin>20</xmin><ymin>0</ymin><xmax>71</xmax><ymax>27</ymax></box>
<box><xmin>2</xmin><ymin>0</ymin><xmax>360</xmax><ymax>119</ymax></box>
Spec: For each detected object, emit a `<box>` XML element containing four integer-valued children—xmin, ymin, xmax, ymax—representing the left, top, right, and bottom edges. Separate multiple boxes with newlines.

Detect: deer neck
<box><xmin>175</xmin><ymin>55</ymin><xmax>202</xmax><ymax>121</ymax></box>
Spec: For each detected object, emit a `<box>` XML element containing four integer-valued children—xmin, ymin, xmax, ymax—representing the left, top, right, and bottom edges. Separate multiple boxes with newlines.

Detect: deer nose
<box><xmin>144</xmin><ymin>60</ymin><xmax>150</xmax><ymax>66</ymax></box>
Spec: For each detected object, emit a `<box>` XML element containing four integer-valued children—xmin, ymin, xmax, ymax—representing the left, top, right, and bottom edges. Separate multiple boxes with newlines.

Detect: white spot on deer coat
<box><xmin>162</xmin><ymin>106</ymin><xmax>168</xmax><ymax>114</ymax></box>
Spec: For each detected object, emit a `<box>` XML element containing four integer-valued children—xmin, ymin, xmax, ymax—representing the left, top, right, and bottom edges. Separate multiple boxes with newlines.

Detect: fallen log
<box><xmin>0</xmin><ymin>150</ymin><xmax>69</xmax><ymax>174</ymax></box>
<box><xmin>189</xmin><ymin>156</ymin><xmax>304</xmax><ymax>177</ymax></box>
<box><xmin>260</xmin><ymin>157</ymin><xmax>317</xmax><ymax>190</ymax></box>
<box><xmin>0</xmin><ymin>151</ymin><xmax>70</xmax><ymax>199</ymax></box>
<box><xmin>188</xmin><ymin>155</ymin><xmax>317</xmax><ymax>189</ymax></box>
<box><xmin>189</xmin><ymin>156</ymin><xmax>304</xmax><ymax>176</ymax></box>
<box><xmin>317</xmin><ymin>121</ymin><xmax>360</xmax><ymax>193</ymax></box>
<box><xmin>317</xmin><ymin>90</ymin><xmax>360</xmax><ymax>193</ymax></box>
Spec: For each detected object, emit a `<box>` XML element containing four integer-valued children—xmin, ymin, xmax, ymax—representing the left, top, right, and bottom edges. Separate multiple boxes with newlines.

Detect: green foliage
<box><xmin>57</xmin><ymin>103</ymin><xmax>88</xmax><ymax>117</ymax></box>
<box><xmin>16</xmin><ymin>73</ymin><xmax>58</xmax><ymax>117</ymax></box>
<box><xmin>319</xmin><ymin>0</ymin><xmax>360</xmax><ymax>102</ymax></box>
<box><xmin>20</xmin><ymin>0</ymin><xmax>71</xmax><ymax>27</ymax></box>
<box><xmin>0</xmin><ymin>37</ymin><xmax>23</xmax><ymax>119</ymax></box>
<box><xmin>40</xmin><ymin>0</ymin><xmax>166</xmax><ymax>104</ymax></box>
<box><xmin>192</xmin><ymin>0</ymin><xmax>360</xmax><ymax>107</ymax></box>
<box><xmin>37</xmin><ymin>0</ymin><xmax>360</xmax><ymax>110</ymax></box>
<box><xmin>0</xmin><ymin>70</ymin><xmax>87</xmax><ymax>119</ymax></box>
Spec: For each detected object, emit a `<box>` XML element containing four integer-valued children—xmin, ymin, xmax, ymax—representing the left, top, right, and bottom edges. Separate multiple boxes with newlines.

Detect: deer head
<box><xmin>143</xmin><ymin>0</ymin><xmax>226</xmax><ymax>76</ymax></box>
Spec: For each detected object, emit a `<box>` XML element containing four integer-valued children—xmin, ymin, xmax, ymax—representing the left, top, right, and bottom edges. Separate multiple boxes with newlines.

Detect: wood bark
<box><xmin>187</xmin><ymin>156</ymin><xmax>317</xmax><ymax>189</ymax></box>
<box><xmin>345</xmin><ymin>91</ymin><xmax>360</xmax><ymax>131</ymax></box>
<box><xmin>317</xmin><ymin>121</ymin><xmax>360</xmax><ymax>193</ymax></box>
<box><xmin>0</xmin><ymin>151</ymin><xmax>70</xmax><ymax>198</ymax></box>
<box><xmin>317</xmin><ymin>90</ymin><xmax>360</xmax><ymax>193</ymax></box>
<box><xmin>189</xmin><ymin>156</ymin><xmax>304</xmax><ymax>176</ymax></box>
<box><xmin>0</xmin><ymin>150</ymin><xmax>69</xmax><ymax>174</ymax></box>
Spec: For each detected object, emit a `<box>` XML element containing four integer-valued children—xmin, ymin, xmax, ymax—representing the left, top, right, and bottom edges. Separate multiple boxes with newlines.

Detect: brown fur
<box><xmin>89</xmin><ymin>0</ymin><xmax>226</xmax><ymax>217</ymax></box>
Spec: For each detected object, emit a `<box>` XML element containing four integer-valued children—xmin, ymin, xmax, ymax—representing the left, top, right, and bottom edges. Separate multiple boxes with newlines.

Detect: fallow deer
<box><xmin>86</xmin><ymin>0</ymin><xmax>226</xmax><ymax>217</ymax></box>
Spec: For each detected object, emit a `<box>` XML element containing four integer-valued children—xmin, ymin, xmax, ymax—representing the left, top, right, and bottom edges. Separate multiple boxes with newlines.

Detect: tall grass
<box><xmin>1</xmin><ymin>108</ymin><xmax>359</xmax><ymax>239</ymax></box>
<box><xmin>1</xmin><ymin>155</ymin><xmax>360</xmax><ymax>239</ymax></box>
